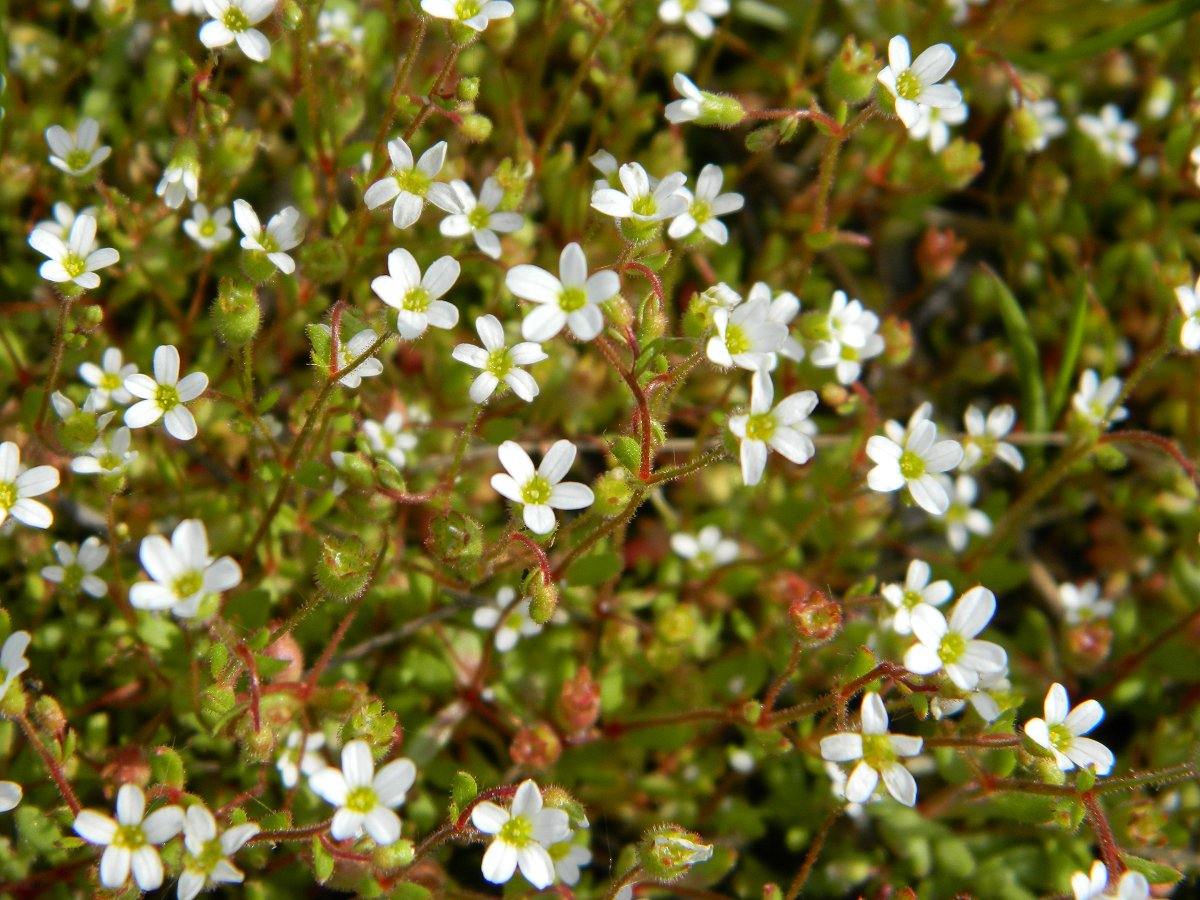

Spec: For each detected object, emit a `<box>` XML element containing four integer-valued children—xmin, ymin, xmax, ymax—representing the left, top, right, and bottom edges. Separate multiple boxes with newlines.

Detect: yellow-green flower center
<box><xmin>223</xmin><ymin>7</ymin><xmax>251</xmax><ymax>32</ymax></box>
<box><xmin>61</xmin><ymin>564</ymin><xmax>84</xmax><ymax>592</ymax></box>
<box><xmin>200</xmin><ymin>219</ymin><xmax>217</xmax><ymax>238</ymax></box>
<box><xmin>66</xmin><ymin>148</ymin><xmax>92</xmax><ymax>172</ymax></box>
<box><xmin>346</xmin><ymin>785</ymin><xmax>376</xmax><ymax>814</ymax></box>
<box><xmin>1048</xmin><ymin>723</ymin><xmax>1074</xmax><ymax>752</ymax></box>
<box><xmin>402</xmin><ymin>287</ymin><xmax>431</xmax><ymax>312</ymax></box>
<box><xmin>98</xmin><ymin>452</ymin><xmax>122</xmax><ymax>471</ymax></box>
<box><xmin>258</xmin><ymin>233</ymin><xmax>279</xmax><ymax>253</ymax></box>
<box><xmin>861</xmin><ymin>733</ymin><xmax>896</xmax><ymax>770</ymax></box>
<box><xmin>558</xmin><ymin>285</ymin><xmax>588</xmax><ymax>313</ymax></box>
<box><xmin>938</xmin><ymin>630</ymin><xmax>966</xmax><ymax>665</ymax></box>
<box><xmin>895</xmin><ymin>69</ymin><xmax>922</xmax><ymax>101</ymax></box>
<box><xmin>689</xmin><ymin>199</ymin><xmax>713</xmax><ymax>225</ymax></box>
<box><xmin>724</xmin><ymin>323</ymin><xmax>750</xmax><ymax>356</ymax></box>
<box><xmin>101</xmin><ymin>372</ymin><xmax>122</xmax><ymax>392</ymax></box>
<box><xmin>467</xmin><ymin>206</ymin><xmax>491</xmax><ymax>230</ymax></box>
<box><xmin>395</xmin><ymin>168</ymin><xmax>431</xmax><ymax>196</ymax></box>
<box><xmin>155</xmin><ymin>383</ymin><xmax>181</xmax><ymax>412</ymax></box>
<box><xmin>521</xmin><ymin>474</ymin><xmax>552</xmax><ymax>506</ymax></box>
<box><xmin>63</xmin><ymin>253</ymin><xmax>87</xmax><ymax>279</ymax></box>
<box><xmin>0</xmin><ymin>482</ymin><xmax>16</xmax><ymax>510</ymax></box>
<box><xmin>497</xmin><ymin>814</ymin><xmax>533</xmax><ymax>848</ymax></box>
<box><xmin>113</xmin><ymin>823</ymin><xmax>147</xmax><ymax>850</ymax></box>
<box><xmin>901</xmin><ymin>589</ymin><xmax>923</xmax><ymax>611</ymax></box>
<box><xmin>173</xmin><ymin>570</ymin><xmax>204</xmax><ymax>600</ymax></box>
<box><xmin>485</xmin><ymin>348</ymin><xmax>513</xmax><ymax>379</ymax></box>
<box><xmin>744</xmin><ymin>412</ymin><xmax>776</xmax><ymax>443</ymax></box>
<box><xmin>839</xmin><ymin>344</ymin><xmax>861</xmax><ymax>361</ymax></box>
<box><xmin>631</xmin><ymin>195</ymin><xmax>657</xmax><ymax>217</ymax></box>
<box><xmin>898</xmin><ymin>450</ymin><xmax>925</xmax><ymax>480</ymax></box>
<box><xmin>456</xmin><ymin>0</ymin><xmax>481</xmax><ymax>18</ymax></box>
<box><xmin>187</xmin><ymin>837</ymin><xmax>226</xmax><ymax>876</ymax></box>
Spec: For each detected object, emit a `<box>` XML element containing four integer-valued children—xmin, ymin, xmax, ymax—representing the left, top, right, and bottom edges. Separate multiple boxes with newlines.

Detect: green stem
<box><xmin>33</xmin><ymin>297</ymin><xmax>74</xmax><ymax>447</ymax></box>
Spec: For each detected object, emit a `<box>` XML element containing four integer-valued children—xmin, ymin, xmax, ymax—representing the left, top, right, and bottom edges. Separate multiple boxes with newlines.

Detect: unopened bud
<box><xmin>558</xmin><ymin>666</ymin><xmax>601</xmax><ymax>733</ymax></box>
<box><xmin>315</xmin><ymin>535</ymin><xmax>373</xmax><ymax>601</ymax></box>
<box><xmin>529</xmin><ymin>574</ymin><xmax>559</xmax><ymax>625</ymax></box>
<box><xmin>373</xmin><ymin>839</ymin><xmax>415</xmax><ymax>870</ymax></box>
<box><xmin>510</xmin><ymin>722</ymin><xmax>562</xmax><ymax>769</ymax></box>
<box><xmin>34</xmin><ymin>695</ymin><xmax>68</xmax><ymax>735</ymax></box>
<box><xmin>880</xmin><ymin>316</ymin><xmax>912</xmax><ymax>366</ymax></box>
<box><xmin>639</xmin><ymin>824</ymin><xmax>714</xmax><ymax>882</ymax></box>
<box><xmin>916</xmin><ymin>227</ymin><xmax>966</xmax><ymax>282</ymax></box>
<box><xmin>460</xmin><ymin>113</ymin><xmax>493</xmax><ymax>143</ymax></box>
<box><xmin>594</xmin><ymin>467</ymin><xmax>636</xmax><ymax>514</ymax></box>
<box><xmin>1064</xmin><ymin>620</ymin><xmax>1113</xmax><ymax>670</ymax></box>
<box><xmin>213</xmin><ymin>278</ymin><xmax>261</xmax><ymax>346</ymax></box>
<box><xmin>827</xmin><ymin>36</ymin><xmax>878</xmax><ymax>106</ymax></box>
<box><xmin>789</xmin><ymin>590</ymin><xmax>842</xmax><ymax>644</ymax></box>
<box><xmin>242</xmin><ymin>725</ymin><xmax>276</xmax><ymax>764</ymax></box>
<box><xmin>456</xmin><ymin>76</ymin><xmax>480</xmax><ymax>102</ymax></box>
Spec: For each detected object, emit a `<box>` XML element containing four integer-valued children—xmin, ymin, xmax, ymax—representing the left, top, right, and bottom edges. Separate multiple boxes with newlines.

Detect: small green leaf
<box><xmin>982</xmin><ymin>266</ymin><xmax>1047</xmax><ymax>436</ymax></box>
<box><xmin>312</xmin><ymin>835</ymin><xmax>334</xmax><ymax>883</ymax></box>
<box><xmin>569</xmin><ymin>551</ymin><xmax>622</xmax><ymax>586</ymax></box>
<box><xmin>1049</xmin><ymin>277</ymin><xmax>1089</xmax><ymax>423</ymax></box>
<box><xmin>1122</xmin><ymin>854</ymin><xmax>1184</xmax><ymax>886</ymax></box>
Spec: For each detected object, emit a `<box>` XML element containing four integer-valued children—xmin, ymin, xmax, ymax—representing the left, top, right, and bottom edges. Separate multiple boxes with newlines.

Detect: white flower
<box><xmin>80</xmin><ymin>347</ymin><xmax>137</xmax><ymax>408</ymax></box>
<box><xmin>124</xmin><ymin>345</ymin><xmax>209</xmax><ymax>441</ymax></box>
<box><xmin>72</xmin><ymin>784</ymin><xmax>184</xmax><ymax>891</ymax></box>
<box><xmin>42</xmin><ymin>537</ymin><xmax>109</xmax><ymax>598</ymax></box>
<box><xmin>233</xmin><ymin>199</ymin><xmax>302</xmax><ymax>274</ymax></box>
<box><xmin>491</xmin><ymin>440</ymin><xmax>594</xmax><ymax>535</ymax></box>
<box><xmin>706</xmin><ymin>296</ymin><xmax>786</xmax><ymax>370</ymax></box>
<box><xmin>876</xmin><ymin>36</ymin><xmax>962</xmax><ymax>129</ymax></box>
<box><xmin>473</xmin><ymin>586</ymin><xmax>543</xmax><ymax>652</ymax></box>
<box><xmin>748</xmin><ymin>281</ymin><xmax>804</xmax><ymax>362</ymax></box>
<box><xmin>961</xmin><ymin>403</ymin><xmax>1023</xmax><ymax>471</ymax></box>
<box><xmin>1077</xmin><ymin>105</ymin><xmax>1138</xmax><ymax>168</ymax></box>
<box><xmin>665</xmin><ymin>73</ymin><xmax>706</xmax><ymax>124</ymax></box>
<box><xmin>907</xmin><ymin>91</ymin><xmax>968</xmax><ymax>153</ymax></box>
<box><xmin>453</xmin><ymin>315</ymin><xmax>546</xmax><ymax>403</ymax></box>
<box><xmin>941</xmin><ymin>475</ymin><xmax>992</xmax><ymax>553</ymax></box>
<box><xmin>1071</xmin><ymin>369</ymin><xmax>1128</xmax><ymax>428</ymax></box>
<box><xmin>277</xmin><ymin>730</ymin><xmax>326</xmax><ymax>788</ymax></box>
<box><xmin>507</xmin><ymin>243</ymin><xmax>619</xmax><ymax>342</ymax></box>
<box><xmin>200</xmin><ymin>0</ymin><xmax>275</xmax><ymax>62</ymax></box>
<box><xmin>364</xmin><ymin>139</ymin><xmax>447</xmax><ymax>229</ymax></box>
<box><xmin>420</xmin><ymin>0</ymin><xmax>514</xmax><ymax>31</ymax></box>
<box><xmin>589</xmin><ymin>149</ymin><xmax>620</xmax><ymax>191</ymax></box>
<box><xmin>429</xmin><ymin>177</ymin><xmax>524</xmax><ymax>259</ymax></box>
<box><xmin>312</xmin><ymin>325</ymin><xmax>384</xmax><ymax>388</ymax></box>
<box><xmin>174</xmin><ymin>0</ymin><xmax>208</xmax><ymax>13</ymax></box>
<box><xmin>156</xmin><ymin>162</ymin><xmax>199</xmax><ymax>210</ymax></box>
<box><xmin>1174</xmin><ymin>275</ymin><xmax>1200</xmax><ymax>352</ymax></box>
<box><xmin>881</xmin><ymin>559</ymin><xmax>952</xmax><ymax>636</ymax></box>
<box><xmin>1059</xmin><ymin>581</ymin><xmax>1114</xmax><ymax>625</ymax></box>
<box><xmin>0</xmin><ymin>782</ymin><xmax>21</xmax><ymax>814</ymax></box>
<box><xmin>1024</xmin><ymin>683</ymin><xmax>1115</xmax><ymax>776</ymax></box>
<box><xmin>549</xmin><ymin>840</ymin><xmax>592</xmax><ymax>886</ymax></box>
<box><xmin>316</xmin><ymin>6</ymin><xmax>364</xmax><ymax>46</ymax></box>
<box><xmin>930</xmin><ymin>668</ymin><xmax>1010</xmax><ymax>722</ymax></box>
<box><xmin>819</xmin><ymin>692</ymin><xmax>923</xmax><ymax>806</ymax></box>
<box><xmin>1072</xmin><ymin>861</ymin><xmax>1150</xmax><ymax>900</ymax></box>
<box><xmin>177</xmin><ymin>804</ymin><xmax>259</xmax><ymax>900</ymax></box>
<box><xmin>728</xmin><ymin>369</ymin><xmax>818</xmax><ymax>487</ymax></box>
<box><xmin>0</xmin><ymin>631</ymin><xmax>31</xmax><ymax>701</ymax></box>
<box><xmin>670</xmin><ymin>525</ymin><xmax>738</xmax><ymax>569</ymax></box>
<box><xmin>866</xmin><ymin>414</ymin><xmax>963</xmax><ymax>515</ymax></box>
<box><xmin>309</xmin><ymin>740</ymin><xmax>416</xmax><ymax>845</ymax></box>
<box><xmin>45</xmin><ymin>117</ymin><xmax>111</xmax><ymax>175</ymax></box>
<box><xmin>363</xmin><ymin>411</ymin><xmax>419</xmax><ymax>469</ymax></box>
<box><xmin>809</xmin><ymin>290</ymin><xmax>885</xmax><ymax>384</ymax></box>
<box><xmin>129</xmin><ymin>519</ymin><xmax>243</xmax><ymax>617</ymax></box>
<box><xmin>904</xmin><ymin>586</ymin><xmax>1008</xmax><ymax>691</ymax></box>
<box><xmin>1010</xmin><ymin>92</ymin><xmax>1066</xmax><ymax>153</ymax></box>
<box><xmin>371</xmin><ymin>248</ymin><xmax>461</xmax><ymax>339</ymax></box>
<box><xmin>35</xmin><ymin>202</ymin><xmax>98</xmax><ymax>241</ymax></box>
<box><xmin>183</xmin><ymin>204</ymin><xmax>234</xmax><ymax>250</ymax></box>
<box><xmin>50</xmin><ymin>390</ymin><xmax>115</xmax><ymax>433</ymax></box>
<box><xmin>590</xmin><ymin>162</ymin><xmax>688</xmax><ymax>223</ymax></box>
<box><xmin>657</xmin><ymin>0</ymin><xmax>729</xmax><ymax>39</ymax></box>
<box><xmin>668</xmin><ymin>164</ymin><xmax>744</xmax><ymax>245</ymax></box>
<box><xmin>0</xmin><ymin>442</ymin><xmax>59</xmax><ymax>530</ymax></box>
<box><xmin>29</xmin><ymin>213</ymin><xmax>120</xmax><ymax>290</ymax></box>
<box><xmin>471</xmin><ymin>779</ymin><xmax>571</xmax><ymax>889</ymax></box>
<box><xmin>72</xmin><ymin>426</ymin><xmax>137</xmax><ymax>476</ymax></box>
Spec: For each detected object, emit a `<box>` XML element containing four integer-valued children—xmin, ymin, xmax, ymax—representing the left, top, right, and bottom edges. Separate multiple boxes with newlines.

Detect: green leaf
<box><xmin>611</xmin><ymin>435</ymin><xmax>642</xmax><ymax>472</ymax></box>
<box><xmin>151</xmin><ymin>747</ymin><xmax>187</xmax><ymax>789</ymax></box>
<box><xmin>1048</xmin><ymin>277</ymin><xmax>1089</xmax><ymax>423</ymax></box>
<box><xmin>982</xmin><ymin>266</ymin><xmax>1047</xmax><ymax>436</ymax></box>
<box><xmin>1122</xmin><ymin>854</ymin><xmax>1184</xmax><ymax>885</ymax></box>
<box><xmin>312</xmin><ymin>835</ymin><xmax>334</xmax><ymax>884</ymax></box>
<box><xmin>569</xmin><ymin>551</ymin><xmax>622</xmax><ymax>586</ymax></box>
<box><xmin>1012</xmin><ymin>0</ymin><xmax>1200</xmax><ymax>66</ymax></box>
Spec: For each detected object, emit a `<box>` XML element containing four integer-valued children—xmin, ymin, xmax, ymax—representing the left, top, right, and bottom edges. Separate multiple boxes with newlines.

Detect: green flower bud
<box><xmin>456</xmin><ymin>76</ymin><xmax>481</xmax><ymax>102</ymax></box>
<box><xmin>297</xmin><ymin>239</ymin><xmax>348</xmax><ymax>284</ymax></box>
<box><xmin>619</xmin><ymin>218</ymin><xmax>662</xmax><ymax>245</ymax></box>
<box><xmin>241</xmin><ymin>724</ymin><xmax>276</xmax><ymax>764</ymax></box>
<box><xmin>594</xmin><ymin>467</ymin><xmax>636</xmax><ymax>515</ymax></box>
<box><xmin>372</xmin><ymin>839</ymin><xmax>415</xmax><ymax>871</ymax></box>
<box><xmin>426</xmin><ymin>511</ymin><xmax>484</xmax><ymax>568</ymax></box>
<box><xmin>657</xmin><ymin>604</ymin><xmax>699</xmax><ymax>645</ymax></box>
<box><xmin>213</xmin><ymin>278</ymin><xmax>261</xmax><ymax>347</ymax></box>
<box><xmin>450</xmin><ymin>771</ymin><xmax>478</xmax><ymax>817</ymax></box>
<box><xmin>460</xmin><ymin>113</ymin><xmax>493</xmax><ymax>143</ymax></box>
<box><xmin>638</xmin><ymin>824</ymin><xmax>714</xmax><ymax>882</ymax></box>
<box><xmin>240</xmin><ymin>250</ymin><xmax>279</xmax><ymax>285</ymax></box>
<box><xmin>528</xmin><ymin>574</ymin><xmax>559</xmax><ymax>625</ymax></box>
<box><xmin>315</xmin><ymin>535</ymin><xmax>373</xmax><ymax>601</ymax></box>
<box><xmin>827</xmin><ymin>36</ymin><xmax>878</xmax><ymax>106</ymax></box>
<box><xmin>214</xmin><ymin>127</ymin><xmax>259</xmax><ymax>178</ymax></box>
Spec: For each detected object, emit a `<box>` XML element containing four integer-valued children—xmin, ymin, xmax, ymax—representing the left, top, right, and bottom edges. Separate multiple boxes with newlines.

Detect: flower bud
<box><xmin>456</xmin><ymin>76</ymin><xmax>480</xmax><ymax>102</ymax></box>
<box><xmin>827</xmin><ymin>36</ymin><xmax>878</xmax><ymax>106</ymax></box>
<box><xmin>594</xmin><ymin>467</ymin><xmax>636</xmax><ymax>515</ymax></box>
<box><xmin>528</xmin><ymin>574</ymin><xmax>559</xmax><ymax>625</ymax></box>
<box><xmin>297</xmin><ymin>239</ymin><xmax>348</xmax><ymax>284</ymax></box>
<box><xmin>213</xmin><ymin>278</ymin><xmax>261</xmax><ymax>347</ymax></box>
<box><xmin>450</xmin><ymin>771</ymin><xmax>478</xmax><ymax>816</ymax></box>
<box><xmin>916</xmin><ymin>227</ymin><xmax>966</xmax><ymax>282</ymax></box>
<box><xmin>460</xmin><ymin>113</ymin><xmax>493</xmax><ymax>143</ymax></box>
<box><xmin>315</xmin><ymin>535</ymin><xmax>373</xmax><ymax>601</ymax></box>
<box><xmin>264</xmin><ymin>631</ymin><xmax>304</xmax><ymax>683</ymax></box>
<box><xmin>880</xmin><ymin>315</ymin><xmax>912</xmax><ymax>366</ymax></box>
<box><xmin>789</xmin><ymin>590</ymin><xmax>842</xmax><ymax>644</ymax></box>
<box><xmin>1063</xmin><ymin>620</ymin><xmax>1113</xmax><ymax>670</ymax></box>
<box><xmin>34</xmin><ymin>695</ymin><xmax>67</xmax><ymax>735</ymax></box>
<box><xmin>510</xmin><ymin>722</ymin><xmax>562</xmax><ymax>769</ymax></box>
<box><xmin>557</xmin><ymin>665</ymin><xmax>601</xmax><ymax>734</ymax></box>
<box><xmin>657</xmin><ymin>604</ymin><xmax>699</xmax><ymax>645</ymax></box>
<box><xmin>426</xmin><ymin>510</ymin><xmax>484</xmax><ymax>568</ymax></box>
<box><xmin>372</xmin><ymin>839</ymin><xmax>415</xmax><ymax>871</ymax></box>
<box><xmin>541</xmin><ymin>785</ymin><xmax>589</xmax><ymax>830</ymax></box>
<box><xmin>241</xmin><ymin>724</ymin><xmax>276</xmax><ymax>764</ymax></box>
<box><xmin>639</xmin><ymin>824</ymin><xmax>714</xmax><ymax>882</ymax></box>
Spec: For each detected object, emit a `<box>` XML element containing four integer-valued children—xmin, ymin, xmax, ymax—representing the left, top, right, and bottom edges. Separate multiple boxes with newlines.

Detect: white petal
<box><xmin>498</xmin><ymin>440</ymin><xmax>536</xmax><ymax>482</ymax></box>
<box><xmin>481</xmin><ymin>838</ymin><xmax>519</xmax><ymax>884</ymax></box>
<box><xmin>523</xmin><ymin>504</ymin><xmax>556</xmax><ymax>534</ymax></box>
<box><xmin>819</xmin><ymin>733</ymin><xmax>863</xmax><ymax>762</ymax></box>
<box><xmin>74</xmin><ymin>811</ymin><xmax>118</xmax><ymax>845</ymax></box>
<box><xmin>470</xmin><ymin>802</ymin><xmax>509</xmax><ymax>835</ymax></box>
<box><xmin>363</xmin><ymin>807</ymin><xmax>401</xmax><ymax>845</ymax></box>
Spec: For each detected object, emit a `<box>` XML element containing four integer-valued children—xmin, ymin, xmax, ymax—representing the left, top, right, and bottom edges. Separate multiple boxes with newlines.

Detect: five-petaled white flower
<box><xmin>809</xmin><ymin>290</ymin><xmax>885</xmax><ymax>385</ymax></box>
<box><xmin>35</xmin><ymin>202</ymin><xmax>98</xmax><ymax>241</ymax></box>
<box><xmin>671</xmin><ymin>525</ymin><xmax>738</xmax><ymax>570</ymax></box>
<box><xmin>1076</xmin><ymin>104</ymin><xmax>1138</xmax><ymax>168</ymax></box>
<box><xmin>80</xmin><ymin>347</ymin><xmax>137</xmax><ymax>408</ymax></box>
<box><xmin>492</xmin><ymin>440</ymin><xmax>595</xmax><ymax>535</ymax></box>
<box><xmin>29</xmin><ymin>213</ymin><xmax>119</xmax><ymax>290</ymax></box>
<box><xmin>1010</xmin><ymin>92</ymin><xmax>1067</xmax><ymax>153</ymax></box>
<box><xmin>233</xmin><ymin>199</ymin><xmax>302</xmax><ymax>274</ymax></box>
<box><xmin>371</xmin><ymin>248</ymin><xmax>461</xmax><ymax>340</ymax></box>
<box><xmin>706</xmin><ymin>296</ymin><xmax>787</xmax><ymax>371</ymax></box>
<box><xmin>200</xmin><ymin>0</ymin><xmax>275</xmax><ymax>62</ymax></box>
<box><xmin>45</xmin><ymin>117</ymin><xmax>111</xmax><ymax>175</ymax></box>
<box><xmin>177</xmin><ymin>804</ymin><xmax>260</xmax><ymax>900</ymax></box>
<box><xmin>748</xmin><ymin>282</ymin><xmax>804</xmax><ymax>362</ymax></box>
<box><xmin>42</xmin><ymin>537</ymin><xmax>109</xmax><ymax>598</ymax></box>
<box><xmin>363</xmin><ymin>411</ymin><xmax>419</xmax><ymax>469</ymax></box>
<box><xmin>728</xmin><ymin>370</ymin><xmax>818</xmax><ymax>487</ymax></box>
<box><xmin>550</xmin><ymin>840</ymin><xmax>592</xmax><ymax>886</ymax></box>
<box><xmin>665</xmin><ymin>72</ymin><xmax>707</xmax><ymax>124</ymax></box>
<box><xmin>72</xmin><ymin>426</ymin><xmax>138</xmax><ymax>477</ymax></box>
<box><xmin>881</xmin><ymin>559</ymin><xmax>952</xmax><ymax>636</ymax></box>
<box><xmin>453</xmin><ymin>314</ymin><xmax>547</xmax><ymax>403</ymax></box>
<box><xmin>73</xmin><ymin>784</ymin><xmax>184</xmax><ymax>892</ymax></box>
<box><xmin>313</xmin><ymin>324</ymin><xmax>384</xmax><ymax>388</ymax></box>
<box><xmin>124</xmin><ymin>345</ymin><xmax>209</xmax><ymax>441</ymax></box>
<box><xmin>866</xmin><ymin>415</ymin><xmax>963</xmax><ymax>515</ymax></box>
<box><xmin>184</xmin><ymin>203</ymin><xmax>234</xmax><ymax>250</ymax></box>
<box><xmin>908</xmin><ymin>91</ymin><xmax>968</xmax><ymax>153</ymax></box>
<box><xmin>473</xmin><ymin>586</ymin><xmax>544</xmax><ymax>652</ymax></box>
<box><xmin>590</xmin><ymin>162</ymin><xmax>688</xmax><ymax>224</ymax></box>
<box><xmin>420</xmin><ymin>0</ymin><xmax>514</xmax><ymax>31</ymax></box>
<box><xmin>316</xmin><ymin>6</ymin><xmax>364</xmax><ymax>46</ymax></box>
<box><xmin>1071</xmin><ymin>861</ymin><xmax>1150</xmax><ymax>900</ymax></box>
<box><xmin>1058</xmin><ymin>581</ymin><xmax>1114</xmax><ymax>625</ymax></box>
<box><xmin>820</xmin><ymin>692</ymin><xmax>923</xmax><ymax>807</ymax></box>
<box><xmin>1174</xmin><ymin>275</ymin><xmax>1200</xmax><ymax>352</ymax></box>
<box><xmin>277</xmin><ymin>730</ymin><xmax>327</xmax><ymax>788</ymax></box>
<box><xmin>157</xmin><ymin>161</ymin><xmax>199</xmax><ymax>210</ymax></box>
<box><xmin>508</xmin><ymin>242</ymin><xmax>619</xmax><ymax>343</ymax></box>
<box><xmin>0</xmin><ymin>782</ymin><xmax>21</xmax><ymax>814</ymax></box>
<box><xmin>429</xmin><ymin>177</ymin><xmax>524</xmax><ymax>259</ymax></box>
<box><xmin>961</xmin><ymin>403</ymin><xmax>1023</xmax><ymax>471</ymax></box>
<box><xmin>876</xmin><ymin>35</ymin><xmax>962</xmax><ymax>129</ymax></box>
<box><xmin>657</xmin><ymin>0</ymin><xmax>729</xmax><ymax>39</ymax></box>
<box><xmin>1072</xmin><ymin>369</ymin><xmax>1128</xmax><ymax>428</ymax></box>
<box><xmin>309</xmin><ymin>740</ymin><xmax>417</xmax><ymax>845</ymax></box>
<box><xmin>668</xmin><ymin>163</ymin><xmax>744</xmax><ymax>245</ymax></box>
<box><xmin>471</xmin><ymin>779</ymin><xmax>572</xmax><ymax>889</ymax></box>
<box><xmin>904</xmin><ymin>586</ymin><xmax>1008</xmax><ymax>691</ymax></box>
<box><xmin>0</xmin><ymin>442</ymin><xmax>59</xmax><ymax>530</ymax></box>
<box><xmin>50</xmin><ymin>390</ymin><xmax>115</xmax><ymax>434</ymax></box>
<box><xmin>0</xmin><ymin>631</ymin><xmax>32</xmax><ymax>702</ymax></box>
<box><xmin>1024</xmin><ymin>683</ymin><xmax>1115</xmax><ymax>776</ymax></box>
<box><xmin>364</xmin><ymin>139</ymin><xmax>447</xmax><ymax>229</ymax></box>
<box><xmin>941</xmin><ymin>474</ymin><xmax>992</xmax><ymax>553</ymax></box>
<box><xmin>129</xmin><ymin>519</ymin><xmax>243</xmax><ymax>618</ymax></box>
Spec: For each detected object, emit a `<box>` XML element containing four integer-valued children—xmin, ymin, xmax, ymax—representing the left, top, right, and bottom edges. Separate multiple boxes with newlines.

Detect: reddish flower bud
<box><xmin>558</xmin><ymin>665</ymin><xmax>601</xmax><ymax>734</ymax></box>
<box><xmin>789</xmin><ymin>590</ymin><xmax>843</xmax><ymax>644</ymax></box>
<box><xmin>510</xmin><ymin>722</ymin><xmax>562</xmax><ymax>769</ymax></box>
